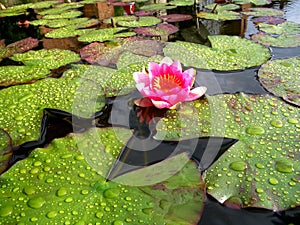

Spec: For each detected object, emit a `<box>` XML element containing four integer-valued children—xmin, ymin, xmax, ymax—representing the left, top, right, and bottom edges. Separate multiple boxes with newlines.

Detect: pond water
<box><xmin>0</xmin><ymin>0</ymin><xmax>300</xmax><ymax>225</ymax></box>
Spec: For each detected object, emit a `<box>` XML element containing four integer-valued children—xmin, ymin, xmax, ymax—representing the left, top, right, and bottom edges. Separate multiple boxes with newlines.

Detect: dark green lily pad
<box><xmin>258</xmin><ymin>57</ymin><xmax>300</xmax><ymax>106</ymax></box>
<box><xmin>163</xmin><ymin>35</ymin><xmax>271</xmax><ymax>71</ymax></box>
<box><xmin>134</xmin><ymin>23</ymin><xmax>179</xmax><ymax>36</ymax></box>
<box><xmin>169</xmin><ymin>0</ymin><xmax>194</xmax><ymax>6</ymax></box>
<box><xmin>0</xmin><ymin>77</ymin><xmax>104</xmax><ymax>145</ymax></box>
<box><xmin>0</xmin><ymin>66</ymin><xmax>50</xmax><ymax>87</ymax></box>
<box><xmin>31</xmin><ymin>1</ymin><xmax>57</xmax><ymax>9</ymax></box>
<box><xmin>78</xmin><ymin>28</ymin><xmax>127</xmax><ymax>43</ymax></box>
<box><xmin>140</xmin><ymin>3</ymin><xmax>177</xmax><ymax>11</ymax></box>
<box><xmin>0</xmin><ymin>128</ymin><xmax>204</xmax><ymax>225</ymax></box>
<box><xmin>0</xmin><ymin>129</ymin><xmax>12</xmax><ymax>175</ymax></box>
<box><xmin>45</xmin><ymin>26</ymin><xmax>94</xmax><ymax>39</ymax></box>
<box><xmin>258</xmin><ymin>21</ymin><xmax>300</xmax><ymax>35</ymax></box>
<box><xmin>197</xmin><ymin>11</ymin><xmax>241</xmax><ymax>21</ymax></box>
<box><xmin>251</xmin><ymin>32</ymin><xmax>300</xmax><ymax>47</ymax></box>
<box><xmin>10</xmin><ymin>49</ymin><xmax>80</xmax><ymax>69</ymax></box>
<box><xmin>234</xmin><ymin>0</ymin><xmax>271</xmax><ymax>6</ymax></box>
<box><xmin>204</xmin><ymin>3</ymin><xmax>240</xmax><ymax>12</ymax></box>
<box><xmin>117</xmin><ymin>16</ymin><xmax>161</xmax><ymax>28</ymax></box>
<box><xmin>155</xmin><ymin>93</ymin><xmax>300</xmax><ymax>210</ymax></box>
<box><xmin>242</xmin><ymin>8</ymin><xmax>284</xmax><ymax>17</ymax></box>
<box><xmin>43</xmin><ymin>10</ymin><xmax>83</xmax><ymax>19</ymax></box>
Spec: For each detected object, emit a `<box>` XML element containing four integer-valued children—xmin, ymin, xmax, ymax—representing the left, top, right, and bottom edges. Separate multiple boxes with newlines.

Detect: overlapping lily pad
<box><xmin>0</xmin><ymin>127</ymin><xmax>204</xmax><ymax>225</ymax></box>
<box><xmin>251</xmin><ymin>16</ymin><xmax>285</xmax><ymax>25</ymax></box>
<box><xmin>30</xmin><ymin>1</ymin><xmax>57</xmax><ymax>9</ymax></box>
<box><xmin>204</xmin><ymin>3</ymin><xmax>240</xmax><ymax>12</ymax></box>
<box><xmin>234</xmin><ymin>0</ymin><xmax>271</xmax><ymax>6</ymax></box>
<box><xmin>43</xmin><ymin>10</ymin><xmax>83</xmax><ymax>19</ymax></box>
<box><xmin>45</xmin><ymin>26</ymin><xmax>94</xmax><ymax>39</ymax></box>
<box><xmin>169</xmin><ymin>0</ymin><xmax>194</xmax><ymax>6</ymax></box>
<box><xmin>0</xmin><ymin>3</ymin><xmax>31</xmax><ymax>17</ymax></box>
<box><xmin>140</xmin><ymin>3</ymin><xmax>177</xmax><ymax>11</ymax></box>
<box><xmin>242</xmin><ymin>7</ymin><xmax>284</xmax><ymax>17</ymax></box>
<box><xmin>197</xmin><ymin>11</ymin><xmax>241</xmax><ymax>21</ymax></box>
<box><xmin>163</xmin><ymin>35</ymin><xmax>271</xmax><ymax>71</ymax></box>
<box><xmin>159</xmin><ymin>14</ymin><xmax>193</xmax><ymax>22</ymax></box>
<box><xmin>38</xmin><ymin>17</ymin><xmax>90</xmax><ymax>28</ymax></box>
<box><xmin>10</xmin><ymin>49</ymin><xmax>80</xmax><ymax>69</ymax></box>
<box><xmin>134</xmin><ymin>23</ymin><xmax>179</xmax><ymax>37</ymax></box>
<box><xmin>117</xmin><ymin>16</ymin><xmax>161</xmax><ymax>28</ymax></box>
<box><xmin>258</xmin><ymin>21</ymin><xmax>300</xmax><ymax>35</ymax></box>
<box><xmin>258</xmin><ymin>57</ymin><xmax>300</xmax><ymax>106</ymax></box>
<box><xmin>0</xmin><ymin>129</ymin><xmax>12</xmax><ymax>174</ymax></box>
<box><xmin>251</xmin><ymin>32</ymin><xmax>300</xmax><ymax>47</ymax></box>
<box><xmin>0</xmin><ymin>77</ymin><xmax>104</xmax><ymax>145</ymax></box>
<box><xmin>78</xmin><ymin>28</ymin><xmax>127</xmax><ymax>42</ymax></box>
<box><xmin>116</xmin><ymin>51</ymin><xmax>162</xmax><ymax>69</ymax></box>
<box><xmin>155</xmin><ymin>93</ymin><xmax>300</xmax><ymax>210</ymax></box>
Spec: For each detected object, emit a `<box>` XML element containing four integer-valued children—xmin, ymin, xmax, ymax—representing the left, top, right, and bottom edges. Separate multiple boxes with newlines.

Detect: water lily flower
<box><xmin>133</xmin><ymin>57</ymin><xmax>207</xmax><ymax>109</ymax></box>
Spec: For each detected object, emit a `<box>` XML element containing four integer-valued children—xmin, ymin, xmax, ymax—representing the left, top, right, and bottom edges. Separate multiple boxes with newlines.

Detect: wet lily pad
<box><xmin>0</xmin><ymin>77</ymin><xmax>104</xmax><ymax>145</ymax></box>
<box><xmin>41</xmin><ymin>17</ymin><xmax>90</xmax><ymax>28</ymax></box>
<box><xmin>140</xmin><ymin>3</ymin><xmax>177</xmax><ymax>11</ymax></box>
<box><xmin>251</xmin><ymin>32</ymin><xmax>300</xmax><ymax>47</ymax></box>
<box><xmin>31</xmin><ymin>1</ymin><xmax>57</xmax><ymax>9</ymax></box>
<box><xmin>43</xmin><ymin>10</ymin><xmax>83</xmax><ymax>19</ymax></box>
<box><xmin>258</xmin><ymin>57</ymin><xmax>300</xmax><ymax>106</ymax></box>
<box><xmin>197</xmin><ymin>11</ymin><xmax>241</xmax><ymax>21</ymax></box>
<box><xmin>204</xmin><ymin>3</ymin><xmax>240</xmax><ymax>12</ymax></box>
<box><xmin>38</xmin><ymin>3</ymin><xmax>83</xmax><ymax>15</ymax></box>
<box><xmin>45</xmin><ymin>26</ymin><xmax>94</xmax><ymax>39</ymax></box>
<box><xmin>163</xmin><ymin>35</ymin><xmax>271</xmax><ymax>71</ymax></box>
<box><xmin>0</xmin><ymin>129</ymin><xmax>12</xmax><ymax>174</ymax></box>
<box><xmin>159</xmin><ymin>14</ymin><xmax>193</xmax><ymax>22</ymax></box>
<box><xmin>0</xmin><ymin>6</ymin><xmax>27</xmax><ymax>17</ymax></box>
<box><xmin>155</xmin><ymin>93</ymin><xmax>300</xmax><ymax>210</ymax></box>
<box><xmin>134</xmin><ymin>23</ymin><xmax>179</xmax><ymax>37</ymax></box>
<box><xmin>103</xmin><ymin>15</ymin><xmax>136</xmax><ymax>25</ymax></box>
<box><xmin>251</xmin><ymin>16</ymin><xmax>286</xmax><ymax>25</ymax></box>
<box><xmin>234</xmin><ymin>0</ymin><xmax>271</xmax><ymax>6</ymax></box>
<box><xmin>10</xmin><ymin>49</ymin><xmax>80</xmax><ymax>69</ymax></box>
<box><xmin>0</xmin><ymin>128</ymin><xmax>204</xmax><ymax>225</ymax></box>
<box><xmin>78</xmin><ymin>28</ymin><xmax>127</xmax><ymax>42</ymax></box>
<box><xmin>169</xmin><ymin>0</ymin><xmax>194</xmax><ymax>6</ymax></box>
<box><xmin>117</xmin><ymin>16</ymin><xmax>161</xmax><ymax>27</ymax></box>
<box><xmin>116</xmin><ymin>51</ymin><xmax>162</xmax><ymax>69</ymax></box>
<box><xmin>242</xmin><ymin>8</ymin><xmax>284</xmax><ymax>17</ymax></box>
<box><xmin>0</xmin><ymin>66</ymin><xmax>50</xmax><ymax>86</ymax></box>
<box><xmin>258</xmin><ymin>21</ymin><xmax>300</xmax><ymax>35</ymax></box>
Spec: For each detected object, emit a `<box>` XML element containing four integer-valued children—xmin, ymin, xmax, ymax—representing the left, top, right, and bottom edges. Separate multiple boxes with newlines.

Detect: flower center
<box><xmin>153</xmin><ymin>74</ymin><xmax>183</xmax><ymax>92</ymax></box>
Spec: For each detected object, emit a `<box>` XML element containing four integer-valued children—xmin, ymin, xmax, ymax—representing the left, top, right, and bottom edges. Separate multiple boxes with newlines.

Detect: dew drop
<box><xmin>0</xmin><ymin>205</ymin><xmax>13</xmax><ymax>217</ymax></box>
<box><xmin>255</xmin><ymin>163</ymin><xmax>265</xmax><ymax>169</ymax></box>
<box><xmin>46</xmin><ymin>211</ymin><xmax>58</xmax><ymax>218</ymax></box>
<box><xmin>246</xmin><ymin>126</ymin><xmax>265</xmax><ymax>135</ymax></box>
<box><xmin>275</xmin><ymin>160</ymin><xmax>293</xmax><ymax>173</ymax></box>
<box><xmin>270</xmin><ymin>119</ymin><xmax>283</xmax><ymax>128</ymax></box>
<box><xmin>27</xmin><ymin>197</ymin><xmax>46</xmax><ymax>209</ymax></box>
<box><xmin>113</xmin><ymin>220</ymin><xmax>124</xmax><ymax>225</ymax></box>
<box><xmin>64</xmin><ymin>197</ymin><xmax>73</xmax><ymax>203</ymax></box>
<box><xmin>95</xmin><ymin>212</ymin><xmax>103</xmax><ymax>218</ymax></box>
<box><xmin>255</xmin><ymin>188</ymin><xmax>264</xmax><ymax>193</ymax></box>
<box><xmin>269</xmin><ymin>177</ymin><xmax>279</xmax><ymax>185</ymax></box>
<box><xmin>103</xmin><ymin>188</ymin><xmax>120</xmax><ymax>199</ymax></box>
<box><xmin>56</xmin><ymin>187</ymin><xmax>68</xmax><ymax>197</ymax></box>
<box><xmin>23</xmin><ymin>187</ymin><xmax>35</xmax><ymax>195</ymax></box>
<box><xmin>229</xmin><ymin>161</ymin><xmax>247</xmax><ymax>171</ymax></box>
<box><xmin>288</xmin><ymin>118</ymin><xmax>298</xmax><ymax>124</ymax></box>
<box><xmin>159</xmin><ymin>199</ymin><xmax>169</xmax><ymax>209</ymax></box>
<box><xmin>142</xmin><ymin>208</ymin><xmax>153</xmax><ymax>215</ymax></box>
<box><xmin>81</xmin><ymin>189</ymin><xmax>89</xmax><ymax>195</ymax></box>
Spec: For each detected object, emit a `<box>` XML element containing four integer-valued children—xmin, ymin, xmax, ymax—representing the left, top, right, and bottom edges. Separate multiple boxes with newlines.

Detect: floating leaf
<box><xmin>258</xmin><ymin>57</ymin><xmax>300</xmax><ymax>106</ymax></box>
<box><xmin>140</xmin><ymin>3</ymin><xmax>177</xmax><ymax>11</ymax></box>
<box><xmin>155</xmin><ymin>93</ymin><xmax>300</xmax><ymax>210</ymax></box>
<box><xmin>78</xmin><ymin>27</ymin><xmax>127</xmax><ymax>42</ymax></box>
<box><xmin>0</xmin><ymin>66</ymin><xmax>50</xmax><ymax>86</ymax></box>
<box><xmin>42</xmin><ymin>10</ymin><xmax>83</xmax><ymax>19</ymax></box>
<box><xmin>103</xmin><ymin>15</ymin><xmax>136</xmax><ymax>25</ymax></box>
<box><xmin>116</xmin><ymin>51</ymin><xmax>162</xmax><ymax>69</ymax></box>
<box><xmin>0</xmin><ymin>129</ymin><xmax>12</xmax><ymax>174</ymax></box>
<box><xmin>169</xmin><ymin>0</ymin><xmax>194</xmax><ymax>6</ymax></box>
<box><xmin>45</xmin><ymin>26</ymin><xmax>94</xmax><ymax>39</ymax></box>
<box><xmin>251</xmin><ymin>32</ymin><xmax>300</xmax><ymax>47</ymax></box>
<box><xmin>163</xmin><ymin>35</ymin><xmax>271</xmax><ymax>71</ymax></box>
<box><xmin>234</xmin><ymin>0</ymin><xmax>271</xmax><ymax>6</ymax></box>
<box><xmin>31</xmin><ymin>1</ymin><xmax>57</xmax><ymax>9</ymax></box>
<box><xmin>204</xmin><ymin>3</ymin><xmax>240</xmax><ymax>12</ymax></box>
<box><xmin>117</xmin><ymin>16</ymin><xmax>161</xmax><ymax>27</ymax></box>
<box><xmin>242</xmin><ymin>8</ymin><xmax>284</xmax><ymax>17</ymax></box>
<box><xmin>159</xmin><ymin>14</ymin><xmax>193</xmax><ymax>22</ymax></box>
<box><xmin>10</xmin><ymin>49</ymin><xmax>80</xmax><ymax>69</ymax></box>
<box><xmin>0</xmin><ymin>3</ymin><xmax>31</xmax><ymax>17</ymax></box>
<box><xmin>0</xmin><ymin>128</ymin><xmax>204</xmax><ymax>225</ymax></box>
<box><xmin>251</xmin><ymin>16</ymin><xmax>286</xmax><ymax>25</ymax></box>
<box><xmin>0</xmin><ymin>77</ymin><xmax>104</xmax><ymax>145</ymax></box>
<box><xmin>134</xmin><ymin>23</ymin><xmax>179</xmax><ymax>36</ymax></box>
<box><xmin>43</xmin><ymin>17</ymin><xmax>90</xmax><ymax>28</ymax></box>
<box><xmin>258</xmin><ymin>21</ymin><xmax>300</xmax><ymax>35</ymax></box>
<box><xmin>197</xmin><ymin>11</ymin><xmax>241</xmax><ymax>21</ymax></box>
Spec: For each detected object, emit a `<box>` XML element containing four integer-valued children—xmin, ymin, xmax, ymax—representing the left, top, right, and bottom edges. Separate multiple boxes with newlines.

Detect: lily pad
<box><xmin>234</xmin><ymin>0</ymin><xmax>271</xmax><ymax>6</ymax></box>
<box><xmin>251</xmin><ymin>16</ymin><xmax>286</xmax><ymax>25</ymax></box>
<box><xmin>0</xmin><ymin>128</ymin><xmax>204</xmax><ymax>225</ymax></box>
<box><xmin>163</xmin><ymin>35</ymin><xmax>271</xmax><ymax>71</ymax></box>
<box><xmin>140</xmin><ymin>3</ymin><xmax>177</xmax><ymax>11</ymax></box>
<box><xmin>103</xmin><ymin>15</ymin><xmax>136</xmax><ymax>25</ymax></box>
<box><xmin>0</xmin><ymin>3</ymin><xmax>31</xmax><ymax>17</ymax></box>
<box><xmin>0</xmin><ymin>77</ymin><xmax>104</xmax><ymax>145</ymax></box>
<box><xmin>204</xmin><ymin>3</ymin><xmax>240</xmax><ymax>12</ymax></box>
<box><xmin>31</xmin><ymin>1</ymin><xmax>57</xmax><ymax>9</ymax></box>
<box><xmin>169</xmin><ymin>0</ymin><xmax>195</xmax><ymax>6</ymax></box>
<box><xmin>45</xmin><ymin>26</ymin><xmax>94</xmax><ymax>39</ymax></box>
<box><xmin>155</xmin><ymin>93</ymin><xmax>300</xmax><ymax>210</ymax></box>
<box><xmin>258</xmin><ymin>57</ymin><xmax>300</xmax><ymax>106</ymax></box>
<box><xmin>258</xmin><ymin>21</ymin><xmax>300</xmax><ymax>35</ymax></box>
<box><xmin>197</xmin><ymin>11</ymin><xmax>241</xmax><ymax>21</ymax></box>
<box><xmin>134</xmin><ymin>23</ymin><xmax>179</xmax><ymax>37</ymax></box>
<box><xmin>159</xmin><ymin>14</ymin><xmax>193</xmax><ymax>22</ymax></box>
<box><xmin>251</xmin><ymin>32</ymin><xmax>300</xmax><ymax>47</ymax></box>
<box><xmin>43</xmin><ymin>10</ymin><xmax>83</xmax><ymax>19</ymax></box>
<box><xmin>0</xmin><ymin>129</ymin><xmax>13</xmax><ymax>174</ymax></box>
<box><xmin>242</xmin><ymin>8</ymin><xmax>284</xmax><ymax>17</ymax></box>
<box><xmin>0</xmin><ymin>66</ymin><xmax>50</xmax><ymax>86</ymax></box>
<box><xmin>78</xmin><ymin>28</ymin><xmax>127</xmax><ymax>43</ymax></box>
<box><xmin>42</xmin><ymin>17</ymin><xmax>90</xmax><ymax>28</ymax></box>
<box><xmin>117</xmin><ymin>16</ymin><xmax>161</xmax><ymax>27</ymax></box>
<box><xmin>10</xmin><ymin>49</ymin><xmax>80</xmax><ymax>69</ymax></box>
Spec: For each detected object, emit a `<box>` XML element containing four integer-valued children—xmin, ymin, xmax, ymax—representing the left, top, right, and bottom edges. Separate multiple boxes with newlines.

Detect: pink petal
<box><xmin>151</xmin><ymin>99</ymin><xmax>173</xmax><ymax>109</ymax></box>
<box><xmin>160</xmin><ymin>57</ymin><xmax>173</xmax><ymax>66</ymax></box>
<box><xmin>134</xmin><ymin>97</ymin><xmax>154</xmax><ymax>107</ymax></box>
<box><xmin>161</xmin><ymin>88</ymin><xmax>189</xmax><ymax>105</ymax></box>
<box><xmin>133</xmin><ymin>70</ymin><xmax>150</xmax><ymax>86</ymax></box>
<box><xmin>186</xmin><ymin>86</ymin><xmax>207</xmax><ymax>101</ymax></box>
<box><xmin>181</xmin><ymin>68</ymin><xmax>195</xmax><ymax>87</ymax></box>
<box><xmin>170</xmin><ymin>60</ymin><xmax>182</xmax><ymax>72</ymax></box>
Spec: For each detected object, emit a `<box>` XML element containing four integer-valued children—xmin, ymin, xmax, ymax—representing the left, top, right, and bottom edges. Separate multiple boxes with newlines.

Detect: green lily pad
<box><xmin>251</xmin><ymin>32</ymin><xmax>300</xmax><ymax>47</ymax></box>
<box><xmin>0</xmin><ymin>5</ymin><xmax>28</xmax><ymax>17</ymax></box>
<box><xmin>140</xmin><ymin>3</ymin><xmax>177</xmax><ymax>11</ymax></box>
<box><xmin>0</xmin><ymin>77</ymin><xmax>104</xmax><ymax>145</ymax></box>
<box><xmin>258</xmin><ymin>21</ymin><xmax>300</xmax><ymax>35</ymax></box>
<box><xmin>117</xmin><ymin>16</ymin><xmax>161</xmax><ymax>28</ymax></box>
<box><xmin>43</xmin><ymin>10</ymin><xmax>83</xmax><ymax>19</ymax></box>
<box><xmin>155</xmin><ymin>93</ymin><xmax>300</xmax><ymax>210</ymax></box>
<box><xmin>258</xmin><ymin>57</ymin><xmax>300</xmax><ymax>106</ymax></box>
<box><xmin>78</xmin><ymin>28</ymin><xmax>127</xmax><ymax>43</ymax></box>
<box><xmin>0</xmin><ymin>66</ymin><xmax>50</xmax><ymax>87</ymax></box>
<box><xmin>234</xmin><ymin>0</ymin><xmax>271</xmax><ymax>6</ymax></box>
<box><xmin>242</xmin><ymin>7</ymin><xmax>284</xmax><ymax>17</ymax></box>
<box><xmin>42</xmin><ymin>17</ymin><xmax>90</xmax><ymax>28</ymax></box>
<box><xmin>31</xmin><ymin>1</ymin><xmax>57</xmax><ymax>9</ymax></box>
<box><xmin>38</xmin><ymin>3</ymin><xmax>83</xmax><ymax>15</ymax></box>
<box><xmin>0</xmin><ymin>127</ymin><xmax>204</xmax><ymax>225</ymax></box>
<box><xmin>10</xmin><ymin>49</ymin><xmax>80</xmax><ymax>69</ymax></box>
<box><xmin>163</xmin><ymin>35</ymin><xmax>271</xmax><ymax>71</ymax></box>
<box><xmin>45</xmin><ymin>26</ymin><xmax>94</xmax><ymax>39</ymax></box>
<box><xmin>197</xmin><ymin>11</ymin><xmax>241</xmax><ymax>21</ymax></box>
<box><xmin>0</xmin><ymin>129</ymin><xmax>12</xmax><ymax>174</ymax></box>
<box><xmin>103</xmin><ymin>15</ymin><xmax>136</xmax><ymax>25</ymax></box>
<box><xmin>204</xmin><ymin>3</ymin><xmax>240</xmax><ymax>12</ymax></box>
<box><xmin>169</xmin><ymin>0</ymin><xmax>194</xmax><ymax>6</ymax></box>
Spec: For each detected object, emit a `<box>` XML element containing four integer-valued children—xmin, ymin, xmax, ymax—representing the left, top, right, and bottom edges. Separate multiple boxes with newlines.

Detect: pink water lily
<box><xmin>133</xmin><ymin>57</ymin><xmax>207</xmax><ymax>109</ymax></box>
